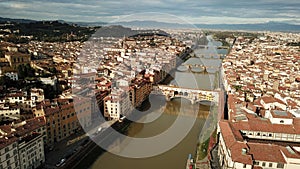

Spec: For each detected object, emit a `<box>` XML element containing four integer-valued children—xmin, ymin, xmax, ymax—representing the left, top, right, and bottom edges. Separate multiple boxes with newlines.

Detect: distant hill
<box><xmin>195</xmin><ymin>21</ymin><xmax>300</xmax><ymax>32</ymax></box>
<box><xmin>93</xmin><ymin>25</ymin><xmax>169</xmax><ymax>38</ymax></box>
<box><xmin>93</xmin><ymin>25</ymin><xmax>136</xmax><ymax>37</ymax></box>
<box><xmin>0</xmin><ymin>17</ymin><xmax>36</xmax><ymax>23</ymax></box>
<box><xmin>112</xmin><ymin>20</ymin><xmax>196</xmax><ymax>29</ymax></box>
<box><xmin>0</xmin><ymin>19</ymin><xmax>97</xmax><ymax>43</ymax></box>
<box><xmin>112</xmin><ymin>20</ymin><xmax>300</xmax><ymax>32</ymax></box>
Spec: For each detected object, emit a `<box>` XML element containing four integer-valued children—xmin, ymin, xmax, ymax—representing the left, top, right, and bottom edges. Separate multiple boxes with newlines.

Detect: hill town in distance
<box><xmin>0</xmin><ymin>15</ymin><xmax>299</xmax><ymax>169</ymax></box>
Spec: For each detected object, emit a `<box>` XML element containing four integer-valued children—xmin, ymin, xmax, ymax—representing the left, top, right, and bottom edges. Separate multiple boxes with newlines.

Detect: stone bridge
<box><xmin>192</xmin><ymin>53</ymin><xmax>226</xmax><ymax>59</ymax></box>
<box><xmin>152</xmin><ymin>85</ymin><xmax>221</xmax><ymax>105</ymax></box>
<box><xmin>179</xmin><ymin>64</ymin><xmax>220</xmax><ymax>73</ymax></box>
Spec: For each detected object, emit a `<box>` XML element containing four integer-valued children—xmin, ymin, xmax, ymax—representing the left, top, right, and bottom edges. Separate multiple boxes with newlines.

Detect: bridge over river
<box><xmin>152</xmin><ymin>85</ymin><xmax>221</xmax><ymax>105</ymax></box>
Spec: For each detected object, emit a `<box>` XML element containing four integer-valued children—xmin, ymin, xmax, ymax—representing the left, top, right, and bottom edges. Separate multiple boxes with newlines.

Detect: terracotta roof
<box><xmin>14</xmin><ymin>117</ymin><xmax>46</xmax><ymax>137</ymax></box>
<box><xmin>230</xmin><ymin>118</ymin><xmax>299</xmax><ymax>134</ymax></box>
<box><xmin>0</xmin><ymin>125</ymin><xmax>13</xmax><ymax>135</ymax></box>
<box><xmin>260</xmin><ymin>96</ymin><xmax>277</xmax><ymax>104</ymax></box>
<box><xmin>219</xmin><ymin>121</ymin><xmax>253</xmax><ymax>165</ymax></box>
<box><xmin>248</xmin><ymin>142</ymin><xmax>286</xmax><ymax>163</ymax></box>
<box><xmin>219</xmin><ymin>120</ymin><xmax>300</xmax><ymax>166</ymax></box>
<box><xmin>0</xmin><ymin>135</ymin><xmax>18</xmax><ymax>150</ymax></box>
<box><xmin>44</xmin><ymin>107</ymin><xmax>60</xmax><ymax>116</ymax></box>
<box><xmin>231</xmin><ymin>142</ymin><xmax>253</xmax><ymax>165</ymax></box>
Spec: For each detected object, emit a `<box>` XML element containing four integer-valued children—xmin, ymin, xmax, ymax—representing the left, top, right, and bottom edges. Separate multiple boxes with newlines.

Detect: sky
<box><xmin>0</xmin><ymin>0</ymin><xmax>299</xmax><ymax>25</ymax></box>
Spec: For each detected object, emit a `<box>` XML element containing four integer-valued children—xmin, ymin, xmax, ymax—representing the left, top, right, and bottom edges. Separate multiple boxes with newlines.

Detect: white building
<box><xmin>0</xmin><ymin>89</ymin><xmax>45</xmax><ymax>114</ymax></box>
<box><xmin>264</xmin><ymin>110</ymin><xmax>293</xmax><ymax>125</ymax></box>
<box><xmin>0</xmin><ymin>105</ymin><xmax>21</xmax><ymax>122</ymax></box>
<box><xmin>0</xmin><ymin>117</ymin><xmax>46</xmax><ymax>169</ymax></box>
<box><xmin>6</xmin><ymin>92</ymin><xmax>26</xmax><ymax>104</ymax></box>
<box><xmin>39</xmin><ymin>77</ymin><xmax>57</xmax><ymax>86</ymax></box>
<box><xmin>104</xmin><ymin>88</ymin><xmax>132</xmax><ymax>120</ymax></box>
<box><xmin>0</xmin><ymin>136</ymin><xmax>19</xmax><ymax>169</ymax></box>
<box><xmin>18</xmin><ymin>133</ymin><xmax>45</xmax><ymax>169</ymax></box>
<box><xmin>4</xmin><ymin>72</ymin><xmax>18</xmax><ymax>81</ymax></box>
<box><xmin>30</xmin><ymin>88</ymin><xmax>44</xmax><ymax>108</ymax></box>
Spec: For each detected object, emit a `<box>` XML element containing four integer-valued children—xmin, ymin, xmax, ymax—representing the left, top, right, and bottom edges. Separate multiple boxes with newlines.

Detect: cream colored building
<box><xmin>0</xmin><ymin>117</ymin><xmax>46</xmax><ymax>169</ymax></box>
<box><xmin>0</xmin><ymin>104</ymin><xmax>21</xmax><ymax>122</ymax></box>
<box><xmin>104</xmin><ymin>88</ymin><xmax>132</xmax><ymax>120</ymax></box>
<box><xmin>18</xmin><ymin>133</ymin><xmax>45</xmax><ymax>169</ymax></box>
<box><xmin>0</xmin><ymin>136</ymin><xmax>19</xmax><ymax>169</ymax></box>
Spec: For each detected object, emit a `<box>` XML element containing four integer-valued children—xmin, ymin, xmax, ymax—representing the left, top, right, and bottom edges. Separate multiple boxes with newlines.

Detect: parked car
<box><xmin>56</xmin><ymin>158</ymin><xmax>66</xmax><ymax>167</ymax></box>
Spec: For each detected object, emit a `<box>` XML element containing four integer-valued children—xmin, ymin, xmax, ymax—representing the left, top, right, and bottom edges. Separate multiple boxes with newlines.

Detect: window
<box><xmin>262</xmin><ymin>162</ymin><xmax>266</xmax><ymax>167</ymax></box>
<box><xmin>243</xmin><ymin>164</ymin><xmax>247</xmax><ymax>168</ymax></box>
<box><xmin>280</xmin><ymin>120</ymin><xmax>284</xmax><ymax>123</ymax></box>
<box><xmin>277</xmin><ymin>163</ymin><xmax>284</xmax><ymax>168</ymax></box>
<box><xmin>269</xmin><ymin>163</ymin><xmax>273</xmax><ymax>167</ymax></box>
<box><xmin>254</xmin><ymin>161</ymin><xmax>259</xmax><ymax>165</ymax></box>
<box><xmin>257</xmin><ymin>132</ymin><xmax>260</xmax><ymax>136</ymax></box>
<box><xmin>6</xmin><ymin>154</ymin><xmax>10</xmax><ymax>160</ymax></box>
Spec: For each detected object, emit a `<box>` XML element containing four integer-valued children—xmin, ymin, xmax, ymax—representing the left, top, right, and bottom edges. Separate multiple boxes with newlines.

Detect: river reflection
<box><xmin>127</xmin><ymin>97</ymin><xmax>210</xmax><ymax>139</ymax></box>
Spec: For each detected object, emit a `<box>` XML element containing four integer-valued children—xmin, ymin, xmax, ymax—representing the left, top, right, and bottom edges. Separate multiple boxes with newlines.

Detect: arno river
<box><xmin>76</xmin><ymin>37</ymin><xmax>226</xmax><ymax>169</ymax></box>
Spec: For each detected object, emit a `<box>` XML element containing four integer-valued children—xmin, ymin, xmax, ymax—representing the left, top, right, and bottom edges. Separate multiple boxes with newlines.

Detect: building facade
<box><xmin>104</xmin><ymin>89</ymin><xmax>132</xmax><ymax>120</ymax></box>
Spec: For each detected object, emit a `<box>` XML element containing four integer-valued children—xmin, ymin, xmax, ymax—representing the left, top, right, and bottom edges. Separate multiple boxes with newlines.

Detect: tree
<box><xmin>0</xmin><ymin>76</ymin><xmax>12</xmax><ymax>86</ymax></box>
<box><xmin>42</xmin><ymin>84</ymin><xmax>56</xmax><ymax>100</ymax></box>
<box><xmin>49</xmin><ymin>67</ymin><xmax>57</xmax><ymax>74</ymax></box>
<box><xmin>17</xmin><ymin>64</ymin><xmax>35</xmax><ymax>79</ymax></box>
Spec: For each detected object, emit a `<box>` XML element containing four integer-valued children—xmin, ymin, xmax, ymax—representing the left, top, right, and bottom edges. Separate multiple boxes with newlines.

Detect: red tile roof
<box><xmin>248</xmin><ymin>142</ymin><xmax>286</xmax><ymax>163</ymax></box>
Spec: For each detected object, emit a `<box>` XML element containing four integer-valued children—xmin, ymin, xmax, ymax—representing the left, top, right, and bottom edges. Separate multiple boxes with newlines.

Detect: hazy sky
<box><xmin>0</xmin><ymin>0</ymin><xmax>299</xmax><ymax>24</ymax></box>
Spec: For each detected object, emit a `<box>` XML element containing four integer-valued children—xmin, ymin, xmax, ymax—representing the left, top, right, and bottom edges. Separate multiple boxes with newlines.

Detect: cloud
<box><xmin>0</xmin><ymin>0</ymin><xmax>299</xmax><ymax>24</ymax></box>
